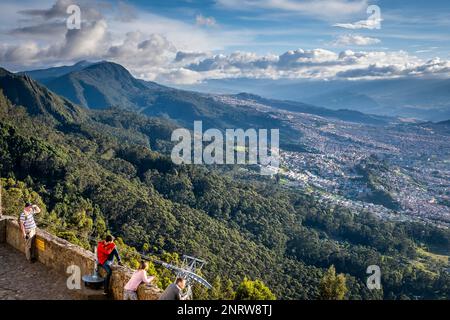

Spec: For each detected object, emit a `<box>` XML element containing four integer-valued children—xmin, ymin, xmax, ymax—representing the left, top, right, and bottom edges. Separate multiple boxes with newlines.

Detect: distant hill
<box><xmin>0</xmin><ymin>67</ymin><xmax>85</xmax><ymax>124</ymax></box>
<box><xmin>44</xmin><ymin>61</ymin><xmax>168</xmax><ymax>110</ymax></box>
<box><xmin>18</xmin><ymin>60</ymin><xmax>94</xmax><ymax>84</ymax></box>
<box><xmin>179</xmin><ymin>77</ymin><xmax>450</xmax><ymax>121</ymax></box>
<box><xmin>233</xmin><ymin>93</ymin><xmax>390</xmax><ymax>125</ymax></box>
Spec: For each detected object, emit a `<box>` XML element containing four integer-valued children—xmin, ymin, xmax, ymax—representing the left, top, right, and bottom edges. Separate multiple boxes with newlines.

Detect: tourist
<box><xmin>123</xmin><ymin>261</ymin><xmax>155</xmax><ymax>300</ymax></box>
<box><xmin>158</xmin><ymin>277</ymin><xmax>189</xmax><ymax>300</ymax></box>
<box><xmin>97</xmin><ymin>235</ymin><xmax>122</xmax><ymax>294</ymax></box>
<box><xmin>19</xmin><ymin>202</ymin><xmax>41</xmax><ymax>262</ymax></box>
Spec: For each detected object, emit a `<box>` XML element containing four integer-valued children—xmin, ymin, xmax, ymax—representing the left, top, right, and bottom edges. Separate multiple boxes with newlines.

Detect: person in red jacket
<box><xmin>97</xmin><ymin>235</ymin><xmax>122</xmax><ymax>294</ymax></box>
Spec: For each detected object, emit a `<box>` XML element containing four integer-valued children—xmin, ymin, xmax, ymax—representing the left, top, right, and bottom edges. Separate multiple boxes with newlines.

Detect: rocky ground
<box><xmin>0</xmin><ymin>243</ymin><xmax>79</xmax><ymax>300</ymax></box>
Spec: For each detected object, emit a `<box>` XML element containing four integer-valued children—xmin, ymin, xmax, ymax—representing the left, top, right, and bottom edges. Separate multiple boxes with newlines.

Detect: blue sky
<box><xmin>126</xmin><ymin>0</ymin><xmax>450</xmax><ymax>56</ymax></box>
<box><xmin>0</xmin><ymin>0</ymin><xmax>449</xmax><ymax>83</ymax></box>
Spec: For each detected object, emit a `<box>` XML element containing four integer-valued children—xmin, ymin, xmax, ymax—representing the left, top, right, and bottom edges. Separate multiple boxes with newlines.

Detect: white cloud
<box><xmin>106</xmin><ymin>11</ymin><xmax>234</xmax><ymax>52</ymax></box>
<box><xmin>1</xmin><ymin>0</ymin><xmax>449</xmax><ymax>84</ymax></box>
<box><xmin>172</xmin><ymin>48</ymin><xmax>450</xmax><ymax>83</ymax></box>
<box><xmin>59</xmin><ymin>20</ymin><xmax>109</xmax><ymax>59</ymax></box>
<box><xmin>278</xmin><ymin>49</ymin><xmax>338</xmax><ymax>67</ymax></box>
<box><xmin>9</xmin><ymin>21</ymin><xmax>67</xmax><ymax>38</ymax></box>
<box><xmin>332</xmin><ymin>34</ymin><xmax>381</xmax><ymax>46</ymax></box>
<box><xmin>18</xmin><ymin>0</ymin><xmax>74</xmax><ymax>19</ymax></box>
<box><xmin>19</xmin><ymin>0</ymin><xmax>103</xmax><ymax>21</ymax></box>
<box><xmin>334</xmin><ymin>3</ymin><xmax>382</xmax><ymax>29</ymax></box>
<box><xmin>0</xmin><ymin>42</ymin><xmax>41</xmax><ymax>66</ymax></box>
<box><xmin>175</xmin><ymin>51</ymin><xmax>209</xmax><ymax>63</ymax></box>
<box><xmin>0</xmin><ymin>0</ymin><xmax>231</xmax><ymax>70</ymax></box>
<box><xmin>334</xmin><ymin>12</ymin><xmax>382</xmax><ymax>30</ymax></box>
<box><xmin>0</xmin><ymin>19</ymin><xmax>109</xmax><ymax>66</ymax></box>
<box><xmin>333</xmin><ymin>19</ymin><xmax>380</xmax><ymax>29</ymax></box>
<box><xmin>156</xmin><ymin>68</ymin><xmax>205</xmax><ymax>85</ymax></box>
<box><xmin>196</xmin><ymin>14</ymin><xmax>217</xmax><ymax>27</ymax></box>
<box><xmin>105</xmin><ymin>32</ymin><xmax>177</xmax><ymax>80</ymax></box>
<box><xmin>336</xmin><ymin>58</ymin><xmax>450</xmax><ymax>78</ymax></box>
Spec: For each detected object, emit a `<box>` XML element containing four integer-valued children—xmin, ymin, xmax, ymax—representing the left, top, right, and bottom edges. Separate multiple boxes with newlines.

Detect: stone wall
<box><xmin>0</xmin><ymin>216</ymin><xmax>162</xmax><ymax>300</ymax></box>
<box><xmin>0</xmin><ymin>217</ymin><xmax>6</xmax><ymax>243</ymax></box>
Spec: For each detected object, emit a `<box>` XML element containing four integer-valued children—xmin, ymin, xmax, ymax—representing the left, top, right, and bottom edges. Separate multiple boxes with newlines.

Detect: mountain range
<box><xmin>18</xmin><ymin>60</ymin><xmax>94</xmax><ymax>84</ymax></box>
<box><xmin>19</xmin><ymin>61</ymin><xmax>393</xmax><ymax>129</ymax></box>
<box><xmin>21</xmin><ymin>62</ymin><xmax>277</xmax><ymax>130</ymax></box>
<box><xmin>177</xmin><ymin>77</ymin><xmax>450</xmax><ymax>122</ymax></box>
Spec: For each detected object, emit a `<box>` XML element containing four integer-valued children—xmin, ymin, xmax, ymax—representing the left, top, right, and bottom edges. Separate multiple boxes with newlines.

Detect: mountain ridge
<box><xmin>0</xmin><ymin>67</ymin><xmax>85</xmax><ymax>124</ymax></box>
<box><xmin>45</xmin><ymin>61</ymin><xmax>168</xmax><ymax>110</ymax></box>
<box><xmin>18</xmin><ymin>60</ymin><xmax>95</xmax><ymax>84</ymax></box>
<box><xmin>21</xmin><ymin>61</ymin><xmax>392</xmax><ymax>127</ymax></box>
<box><xmin>179</xmin><ymin>77</ymin><xmax>450</xmax><ymax>121</ymax></box>
<box><xmin>232</xmin><ymin>92</ymin><xmax>391</xmax><ymax>125</ymax></box>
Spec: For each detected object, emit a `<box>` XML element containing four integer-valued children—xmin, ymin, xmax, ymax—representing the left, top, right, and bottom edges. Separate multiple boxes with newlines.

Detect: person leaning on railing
<box><xmin>97</xmin><ymin>235</ymin><xmax>123</xmax><ymax>295</ymax></box>
<box><xmin>123</xmin><ymin>261</ymin><xmax>156</xmax><ymax>300</ymax></box>
<box><xmin>158</xmin><ymin>277</ymin><xmax>189</xmax><ymax>300</ymax></box>
<box><xmin>19</xmin><ymin>202</ymin><xmax>41</xmax><ymax>262</ymax></box>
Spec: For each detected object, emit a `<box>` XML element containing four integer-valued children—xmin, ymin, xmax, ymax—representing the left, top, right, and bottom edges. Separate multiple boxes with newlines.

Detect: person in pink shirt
<box><xmin>123</xmin><ymin>261</ymin><xmax>155</xmax><ymax>300</ymax></box>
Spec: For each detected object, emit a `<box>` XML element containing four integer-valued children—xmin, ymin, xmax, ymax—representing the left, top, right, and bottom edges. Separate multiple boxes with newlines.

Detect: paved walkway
<box><xmin>0</xmin><ymin>243</ymin><xmax>79</xmax><ymax>300</ymax></box>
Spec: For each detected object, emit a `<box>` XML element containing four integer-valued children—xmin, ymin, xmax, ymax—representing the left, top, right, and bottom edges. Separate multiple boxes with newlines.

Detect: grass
<box><xmin>408</xmin><ymin>247</ymin><xmax>449</xmax><ymax>277</ymax></box>
<box><xmin>416</xmin><ymin>247</ymin><xmax>449</xmax><ymax>264</ymax></box>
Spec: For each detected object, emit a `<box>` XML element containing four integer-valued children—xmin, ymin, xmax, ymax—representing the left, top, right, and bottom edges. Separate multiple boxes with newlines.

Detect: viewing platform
<box><xmin>0</xmin><ymin>216</ymin><xmax>162</xmax><ymax>300</ymax></box>
<box><xmin>0</xmin><ymin>243</ymin><xmax>79</xmax><ymax>300</ymax></box>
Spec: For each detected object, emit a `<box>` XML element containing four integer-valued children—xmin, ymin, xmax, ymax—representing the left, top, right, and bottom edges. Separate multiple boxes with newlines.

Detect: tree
<box><xmin>210</xmin><ymin>276</ymin><xmax>223</xmax><ymax>300</ymax></box>
<box><xmin>319</xmin><ymin>265</ymin><xmax>348</xmax><ymax>300</ymax></box>
<box><xmin>210</xmin><ymin>276</ymin><xmax>236</xmax><ymax>300</ymax></box>
<box><xmin>223</xmin><ymin>279</ymin><xmax>236</xmax><ymax>300</ymax></box>
<box><xmin>235</xmin><ymin>278</ymin><xmax>276</xmax><ymax>300</ymax></box>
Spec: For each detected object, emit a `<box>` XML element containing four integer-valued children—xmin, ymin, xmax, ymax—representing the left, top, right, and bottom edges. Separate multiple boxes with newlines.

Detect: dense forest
<box><xmin>0</xmin><ymin>68</ymin><xmax>449</xmax><ymax>299</ymax></box>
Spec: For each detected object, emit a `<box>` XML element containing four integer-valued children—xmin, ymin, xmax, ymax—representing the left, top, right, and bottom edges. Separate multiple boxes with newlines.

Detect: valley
<box><xmin>223</xmin><ymin>94</ymin><xmax>450</xmax><ymax>226</ymax></box>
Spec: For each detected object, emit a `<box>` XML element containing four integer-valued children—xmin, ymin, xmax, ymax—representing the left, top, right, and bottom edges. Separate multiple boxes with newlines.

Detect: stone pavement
<box><xmin>0</xmin><ymin>243</ymin><xmax>79</xmax><ymax>300</ymax></box>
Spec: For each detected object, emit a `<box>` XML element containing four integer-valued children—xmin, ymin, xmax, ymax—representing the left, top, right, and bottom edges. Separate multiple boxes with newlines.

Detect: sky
<box><xmin>0</xmin><ymin>0</ymin><xmax>449</xmax><ymax>84</ymax></box>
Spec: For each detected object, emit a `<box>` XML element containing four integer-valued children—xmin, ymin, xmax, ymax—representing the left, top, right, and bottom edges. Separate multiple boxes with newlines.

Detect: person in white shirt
<box><xmin>19</xmin><ymin>202</ymin><xmax>41</xmax><ymax>262</ymax></box>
